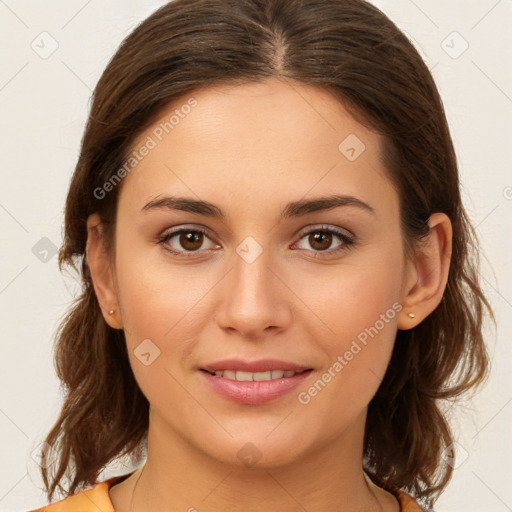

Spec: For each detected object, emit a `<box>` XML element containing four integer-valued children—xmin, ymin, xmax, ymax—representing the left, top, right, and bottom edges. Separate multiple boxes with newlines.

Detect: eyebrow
<box><xmin>141</xmin><ymin>194</ymin><xmax>376</xmax><ymax>219</ymax></box>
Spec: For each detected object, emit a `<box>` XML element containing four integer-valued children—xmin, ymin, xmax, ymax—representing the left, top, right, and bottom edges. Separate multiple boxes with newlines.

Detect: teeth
<box><xmin>211</xmin><ymin>370</ymin><xmax>298</xmax><ymax>381</ymax></box>
<box><xmin>234</xmin><ymin>370</ymin><xmax>253</xmax><ymax>381</ymax></box>
<box><xmin>254</xmin><ymin>371</ymin><xmax>272</xmax><ymax>381</ymax></box>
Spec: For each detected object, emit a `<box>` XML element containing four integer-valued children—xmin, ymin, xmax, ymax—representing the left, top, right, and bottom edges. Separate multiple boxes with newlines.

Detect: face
<box><xmin>103</xmin><ymin>78</ymin><xmax>416</xmax><ymax>468</ymax></box>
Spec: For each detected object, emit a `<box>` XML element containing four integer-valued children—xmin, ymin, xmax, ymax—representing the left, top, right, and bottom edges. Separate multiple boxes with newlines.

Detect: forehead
<box><xmin>119</xmin><ymin>78</ymin><xmax>396</xmax><ymax>220</ymax></box>
<box><xmin>133</xmin><ymin>78</ymin><xmax>378</xmax><ymax>154</ymax></box>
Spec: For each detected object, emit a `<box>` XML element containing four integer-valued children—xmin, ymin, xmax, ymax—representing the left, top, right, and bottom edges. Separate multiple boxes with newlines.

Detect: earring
<box><xmin>408</xmin><ymin>312</ymin><xmax>415</xmax><ymax>318</ymax></box>
<box><xmin>108</xmin><ymin>309</ymin><xmax>115</xmax><ymax>315</ymax></box>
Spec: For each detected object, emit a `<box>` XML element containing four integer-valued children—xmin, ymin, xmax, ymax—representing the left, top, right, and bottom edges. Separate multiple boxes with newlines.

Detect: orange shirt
<box><xmin>30</xmin><ymin>471</ymin><xmax>424</xmax><ymax>511</ymax></box>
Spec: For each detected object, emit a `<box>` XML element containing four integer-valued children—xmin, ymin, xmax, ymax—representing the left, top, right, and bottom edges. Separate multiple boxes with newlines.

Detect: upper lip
<box><xmin>200</xmin><ymin>358</ymin><xmax>313</xmax><ymax>373</ymax></box>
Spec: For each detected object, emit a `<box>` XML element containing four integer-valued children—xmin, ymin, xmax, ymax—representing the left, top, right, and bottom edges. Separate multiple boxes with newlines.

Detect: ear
<box><xmin>397</xmin><ymin>212</ymin><xmax>453</xmax><ymax>330</ymax></box>
<box><xmin>86</xmin><ymin>213</ymin><xmax>123</xmax><ymax>329</ymax></box>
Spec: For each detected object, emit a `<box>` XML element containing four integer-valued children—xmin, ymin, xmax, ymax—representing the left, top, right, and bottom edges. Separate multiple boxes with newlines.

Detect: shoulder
<box><xmin>395</xmin><ymin>488</ymin><xmax>427</xmax><ymax>512</ymax></box>
<box><xmin>28</xmin><ymin>473</ymin><xmax>133</xmax><ymax>512</ymax></box>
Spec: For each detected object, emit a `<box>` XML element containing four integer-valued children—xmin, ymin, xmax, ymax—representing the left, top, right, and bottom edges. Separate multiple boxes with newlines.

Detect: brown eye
<box><xmin>294</xmin><ymin>225</ymin><xmax>355</xmax><ymax>258</ymax></box>
<box><xmin>308</xmin><ymin>231</ymin><xmax>333</xmax><ymax>251</ymax></box>
<box><xmin>158</xmin><ymin>226</ymin><xmax>219</xmax><ymax>257</ymax></box>
<box><xmin>179</xmin><ymin>231</ymin><xmax>204</xmax><ymax>251</ymax></box>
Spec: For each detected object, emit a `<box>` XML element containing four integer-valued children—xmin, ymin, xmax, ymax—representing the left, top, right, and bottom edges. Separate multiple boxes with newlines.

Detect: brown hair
<box><xmin>39</xmin><ymin>0</ymin><xmax>494</xmax><ymax>509</ymax></box>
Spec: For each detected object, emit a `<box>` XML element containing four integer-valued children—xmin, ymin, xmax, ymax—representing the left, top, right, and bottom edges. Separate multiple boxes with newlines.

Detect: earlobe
<box><xmin>397</xmin><ymin>212</ymin><xmax>452</xmax><ymax>330</ymax></box>
<box><xmin>85</xmin><ymin>213</ymin><xmax>123</xmax><ymax>329</ymax></box>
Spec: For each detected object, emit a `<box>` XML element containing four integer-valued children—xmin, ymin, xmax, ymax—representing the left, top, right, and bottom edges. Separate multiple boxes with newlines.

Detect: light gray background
<box><xmin>0</xmin><ymin>1</ymin><xmax>510</xmax><ymax>511</ymax></box>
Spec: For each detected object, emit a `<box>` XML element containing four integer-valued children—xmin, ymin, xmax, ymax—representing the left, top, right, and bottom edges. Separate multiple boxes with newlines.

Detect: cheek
<box><xmin>113</xmin><ymin>255</ymin><xmax>204</xmax><ymax>406</ymax></box>
<box><xmin>295</xmin><ymin>243</ymin><xmax>404</xmax><ymax>348</ymax></box>
<box><xmin>291</xmin><ymin>293</ymin><xmax>401</xmax><ymax>445</ymax></box>
<box><xmin>294</xmin><ymin>247</ymin><xmax>403</xmax><ymax>408</ymax></box>
<box><xmin>114</xmin><ymin>227</ymin><xmax>191</xmax><ymax>329</ymax></box>
<box><xmin>114</xmin><ymin>236</ymin><xmax>220</xmax><ymax>371</ymax></box>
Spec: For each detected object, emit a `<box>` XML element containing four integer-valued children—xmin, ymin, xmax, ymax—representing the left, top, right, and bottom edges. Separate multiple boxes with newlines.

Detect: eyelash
<box><xmin>157</xmin><ymin>225</ymin><xmax>355</xmax><ymax>259</ymax></box>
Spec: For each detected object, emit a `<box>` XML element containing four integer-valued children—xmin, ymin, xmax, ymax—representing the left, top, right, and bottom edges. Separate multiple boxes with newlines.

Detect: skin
<box><xmin>86</xmin><ymin>77</ymin><xmax>452</xmax><ymax>512</ymax></box>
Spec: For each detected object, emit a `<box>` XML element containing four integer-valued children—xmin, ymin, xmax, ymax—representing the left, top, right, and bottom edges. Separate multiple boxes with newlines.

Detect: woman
<box><xmin>30</xmin><ymin>0</ymin><xmax>493</xmax><ymax>510</ymax></box>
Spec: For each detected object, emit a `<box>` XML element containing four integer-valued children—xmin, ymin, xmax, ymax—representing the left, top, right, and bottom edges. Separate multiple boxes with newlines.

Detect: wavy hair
<box><xmin>38</xmin><ymin>0</ymin><xmax>494</xmax><ymax>509</ymax></box>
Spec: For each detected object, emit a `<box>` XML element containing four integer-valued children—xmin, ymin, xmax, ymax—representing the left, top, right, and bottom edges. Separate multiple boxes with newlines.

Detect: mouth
<box><xmin>199</xmin><ymin>365</ymin><xmax>314</xmax><ymax>405</ymax></box>
<box><xmin>200</xmin><ymin>368</ymin><xmax>313</xmax><ymax>381</ymax></box>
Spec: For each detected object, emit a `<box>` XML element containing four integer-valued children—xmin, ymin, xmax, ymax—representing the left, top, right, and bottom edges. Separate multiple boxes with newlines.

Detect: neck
<box><xmin>112</xmin><ymin>409</ymin><xmax>396</xmax><ymax>512</ymax></box>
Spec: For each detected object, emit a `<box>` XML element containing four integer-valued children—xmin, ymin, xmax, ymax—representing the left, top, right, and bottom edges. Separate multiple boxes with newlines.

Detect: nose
<box><xmin>215</xmin><ymin>241</ymin><xmax>292</xmax><ymax>339</ymax></box>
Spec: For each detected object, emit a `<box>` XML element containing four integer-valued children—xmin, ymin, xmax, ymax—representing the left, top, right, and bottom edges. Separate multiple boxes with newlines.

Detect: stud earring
<box><xmin>408</xmin><ymin>312</ymin><xmax>415</xmax><ymax>318</ymax></box>
<box><xmin>108</xmin><ymin>309</ymin><xmax>115</xmax><ymax>315</ymax></box>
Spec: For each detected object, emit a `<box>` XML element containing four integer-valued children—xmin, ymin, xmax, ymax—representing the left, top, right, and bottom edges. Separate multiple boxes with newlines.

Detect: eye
<box><xmin>293</xmin><ymin>225</ymin><xmax>355</xmax><ymax>257</ymax></box>
<box><xmin>157</xmin><ymin>224</ymin><xmax>355</xmax><ymax>259</ymax></box>
<box><xmin>158</xmin><ymin>226</ymin><xmax>219</xmax><ymax>258</ymax></box>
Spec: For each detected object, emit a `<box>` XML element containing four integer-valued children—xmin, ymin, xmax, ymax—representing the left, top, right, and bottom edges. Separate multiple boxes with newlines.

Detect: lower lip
<box><xmin>200</xmin><ymin>370</ymin><xmax>313</xmax><ymax>405</ymax></box>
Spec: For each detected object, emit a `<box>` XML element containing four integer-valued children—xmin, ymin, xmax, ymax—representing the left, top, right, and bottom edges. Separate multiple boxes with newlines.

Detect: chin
<box><xmin>196</xmin><ymin>428</ymin><xmax>311</xmax><ymax>470</ymax></box>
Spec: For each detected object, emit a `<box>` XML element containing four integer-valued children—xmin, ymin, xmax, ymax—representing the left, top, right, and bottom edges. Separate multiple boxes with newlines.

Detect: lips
<box><xmin>199</xmin><ymin>358</ymin><xmax>314</xmax><ymax>404</ymax></box>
